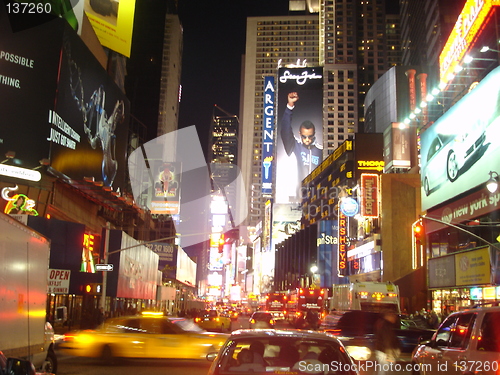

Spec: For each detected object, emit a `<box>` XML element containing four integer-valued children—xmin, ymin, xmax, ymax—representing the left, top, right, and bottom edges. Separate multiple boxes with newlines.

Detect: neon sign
<box><xmin>360</xmin><ymin>174</ymin><xmax>379</xmax><ymax>218</ymax></box>
<box><xmin>81</xmin><ymin>233</ymin><xmax>96</xmax><ymax>273</ymax></box>
<box><xmin>439</xmin><ymin>0</ymin><xmax>500</xmax><ymax>85</ymax></box>
<box><xmin>338</xmin><ymin>210</ymin><xmax>348</xmax><ymax>276</ymax></box>
<box><xmin>2</xmin><ymin>186</ymin><xmax>39</xmax><ymax>216</ymax></box>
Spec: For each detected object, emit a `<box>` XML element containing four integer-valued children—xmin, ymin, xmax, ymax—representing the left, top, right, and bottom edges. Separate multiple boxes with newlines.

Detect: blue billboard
<box><xmin>262</xmin><ymin>76</ymin><xmax>275</xmax><ymax>195</ymax></box>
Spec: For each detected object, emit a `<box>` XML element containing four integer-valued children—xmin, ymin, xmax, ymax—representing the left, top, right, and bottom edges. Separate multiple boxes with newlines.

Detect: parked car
<box><xmin>195</xmin><ymin>310</ymin><xmax>232</xmax><ymax>332</ymax></box>
<box><xmin>249</xmin><ymin>312</ymin><xmax>275</xmax><ymax>329</ymax></box>
<box><xmin>206</xmin><ymin>328</ymin><xmax>358</xmax><ymax>374</ymax></box>
<box><xmin>411</xmin><ymin>305</ymin><xmax>500</xmax><ymax>375</ymax></box>
<box><xmin>58</xmin><ymin>312</ymin><xmax>228</xmax><ymax>362</ymax></box>
<box><xmin>320</xmin><ymin>310</ymin><xmax>435</xmax><ymax>362</ymax></box>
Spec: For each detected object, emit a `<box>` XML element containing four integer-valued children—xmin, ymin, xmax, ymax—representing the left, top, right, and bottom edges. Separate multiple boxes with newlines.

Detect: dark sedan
<box><xmin>320</xmin><ymin>310</ymin><xmax>435</xmax><ymax>362</ymax></box>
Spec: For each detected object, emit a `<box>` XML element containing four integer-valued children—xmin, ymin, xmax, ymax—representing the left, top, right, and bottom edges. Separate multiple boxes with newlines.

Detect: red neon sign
<box><xmin>360</xmin><ymin>174</ymin><xmax>379</xmax><ymax>218</ymax></box>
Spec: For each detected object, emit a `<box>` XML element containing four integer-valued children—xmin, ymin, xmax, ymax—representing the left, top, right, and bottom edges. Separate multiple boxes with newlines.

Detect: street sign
<box><xmin>96</xmin><ymin>264</ymin><xmax>113</xmax><ymax>271</ymax></box>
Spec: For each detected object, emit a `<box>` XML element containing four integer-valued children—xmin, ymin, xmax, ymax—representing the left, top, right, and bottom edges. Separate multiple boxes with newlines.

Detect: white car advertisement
<box><xmin>421</xmin><ymin>66</ymin><xmax>500</xmax><ymax>211</ymax></box>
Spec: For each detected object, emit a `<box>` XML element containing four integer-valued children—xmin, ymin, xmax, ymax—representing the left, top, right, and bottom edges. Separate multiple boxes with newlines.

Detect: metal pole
<box><xmin>420</xmin><ymin>215</ymin><xmax>500</xmax><ymax>251</ymax></box>
<box><xmin>100</xmin><ymin>222</ymin><xmax>111</xmax><ymax>310</ymax></box>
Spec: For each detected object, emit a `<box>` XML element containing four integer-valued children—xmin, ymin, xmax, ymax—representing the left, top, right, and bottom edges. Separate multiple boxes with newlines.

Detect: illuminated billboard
<box><xmin>276</xmin><ymin>67</ymin><xmax>324</xmax><ymax>205</ymax></box>
<box><xmin>262</xmin><ymin>76</ymin><xmax>275</xmax><ymax>195</ymax></box>
<box><xmin>439</xmin><ymin>0</ymin><xmax>500</xmax><ymax>86</ymax></box>
<box><xmin>51</xmin><ymin>23</ymin><xmax>130</xmax><ymax>190</ymax></box>
<box><xmin>360</xmin><ymin>174</ymin><xmax>379</xmax><ymax>218</ymax></box>
<box><xmin>0</xmin><ymin>16</ymin><xmax>63</xmax><ymax>169</ymax></box>
<box><xmin>421</xmin><ymin>66</ymin><xmax>500</xmax><ymax>211</ymax></box>
<box><xmin>84</xmin><ymin>0</ymin><xmax>137</xmax><ymax>57</ymax></box>
<box><xmin>150</xmin><ymin>161</ymin><xmax>182</xmax><ymax>214</ymax></box>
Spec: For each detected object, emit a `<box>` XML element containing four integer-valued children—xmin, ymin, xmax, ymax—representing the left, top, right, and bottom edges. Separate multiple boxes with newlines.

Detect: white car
<box><xmin>411</xmin><ymin>305</ymin><xmax>500</xmax><ymax>375</ymax></box>
<box><xmin>421</xmin><ymin>127</ymin><xmax>486</xmax><ymax>196</ymax></box>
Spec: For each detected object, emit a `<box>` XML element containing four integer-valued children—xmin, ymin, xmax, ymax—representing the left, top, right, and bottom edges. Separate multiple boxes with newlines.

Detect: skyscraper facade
<box><xmin>157</xmin><ymin>13</ymin><xmax>183</xmax><ymax>137</ymax></box>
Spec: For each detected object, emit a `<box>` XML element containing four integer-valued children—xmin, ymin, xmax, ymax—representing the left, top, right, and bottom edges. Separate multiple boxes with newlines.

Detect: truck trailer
<box><xmin>330</xmin><ymin>281</ymin><xmax>400</xmax><ymax>313</ymax></box>
<box><xmin>0</xmin><ymin>213</ymin><xmax>57</xmax><ymax>373</ymax></box>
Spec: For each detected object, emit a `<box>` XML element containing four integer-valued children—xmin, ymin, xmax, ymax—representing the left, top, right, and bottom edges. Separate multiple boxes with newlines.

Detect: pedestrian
<box><xmin>374</xmin><ymin>310</ymin><xmax>401</xmax><ymax>375</ymax></box>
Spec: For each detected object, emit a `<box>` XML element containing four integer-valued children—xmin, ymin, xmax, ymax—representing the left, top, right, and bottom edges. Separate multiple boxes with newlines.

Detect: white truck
<box><xmin>331</xmin><ymin>281</ymin><xmax>400</xmax><ymax>313</ymax></box>
<box><xmin>0</xmin><ymin>213</ymin><xmax>57</xmax><ymax>373</ymax></box>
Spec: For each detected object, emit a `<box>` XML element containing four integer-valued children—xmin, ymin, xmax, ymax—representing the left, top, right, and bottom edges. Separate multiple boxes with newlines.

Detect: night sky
<box><xmin>126</xmin><ymin>0</ymin><xmax>400</xmax><ymax>156</ymax></box>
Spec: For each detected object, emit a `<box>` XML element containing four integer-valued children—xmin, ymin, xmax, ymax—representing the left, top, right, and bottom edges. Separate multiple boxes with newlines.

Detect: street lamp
<box><xmin>486</xmin><ymin>171</ymin><xmax>499</xmax><ymax>193</ymax></box>
<box><xmin>310</xmin><ymin>265</ymin><xmax>318</xmax><ymax>274</ymax></box>
<box><xmin>480</xmin><ymin>46</ymin><xmax>500</xmax><ymax>53</ymax></box>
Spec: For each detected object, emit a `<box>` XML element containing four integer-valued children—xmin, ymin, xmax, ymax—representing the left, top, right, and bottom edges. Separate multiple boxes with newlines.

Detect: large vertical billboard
<box><xmin>262</xmin><ymin>76</ymin><xmax>275</xmax><ymax>195</ymax></box>
<box><xmin>276</xmin><ymin>67</ymin><xmax>324</xmax><ymax>205</ymax></box>
<box><xmin>51</xmin><ymin>24</ymin><xmax>130</xmax><ymax>190</ymax></box>
<box><xmin>0</xmin><ymin>14</ymin><xmax>130</xmax><ymax>192</ymax></box>
<box><xmin>420</xmin><ymin>66</ymin><xmax>500</xmax><ymax>211</ymax></box>
<box><xmin>0</xmin><ymin>14</ymin><xmax>63</xmax><ymax>168</ymax></box>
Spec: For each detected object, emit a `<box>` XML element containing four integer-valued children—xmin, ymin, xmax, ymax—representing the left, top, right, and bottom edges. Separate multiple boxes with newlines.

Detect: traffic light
<box><xmin>83</xmin><ymin>283</ymin><xmax>102</xmax><ymax>295</ymax></box>
<box><xmin>412</xmin><ymin>220</ymin><xmax>424</xmax><ymax>246</ymax></box>
<box><xmin>218</xmin><ymin>234</ymin><xmax>225</xmax><ymax>253</ymax></box>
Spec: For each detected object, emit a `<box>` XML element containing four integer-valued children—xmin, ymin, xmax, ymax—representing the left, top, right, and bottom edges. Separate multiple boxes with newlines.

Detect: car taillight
<box><xmin>195</xmin><ymin>317</ymin><xmax>201</xmax><ymax>322</ymax></box>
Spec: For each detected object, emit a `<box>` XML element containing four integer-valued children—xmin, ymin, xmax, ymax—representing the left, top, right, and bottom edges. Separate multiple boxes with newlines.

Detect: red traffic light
<box><xmin>218</xmin><ymin>234</ymin><xmax>225</xmax><ymax>253</ymax></box>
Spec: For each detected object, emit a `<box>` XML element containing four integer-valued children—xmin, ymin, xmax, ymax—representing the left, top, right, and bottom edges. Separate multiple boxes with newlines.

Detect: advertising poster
<box><xmin>276</xmin><ymin>67</ymin><xmax>324</xmax><ymax>205</ymax></box>
<box><xmin>317</xmin><ymin>220</ymin><xmax>337</xmax><ymax>288</ymax></box>
<box><xmin>144</xmin><ymin>242</ymin><xmax>177</xmax><ymax>280</ymax></box>
<box><xmin>84</xmin><ymin>0</ymin><xmax>136</xmax><ymax>57</ymax></box>
<box><xmin>455</xmin><ymin>246</ymin><xmax>490</xmax><ymax>286</ymax></box>
<box><xmin>51</xmin><ymin>23</ymin><xmax>130</xmax><ymax>190</ymax></box>
<box><xmin>262</xmin><ymin>76</ymin><xmax>275</xmax><ymax>195</ymax></box>
<box><xmin>0</xmin><ymin>14</ymin><xmax>63</xmax><ymax>168</ymax></box>
<box><xmin>428</xmin><ymin>254</ymin><xmax>456</xmax><ymax>288</ymax></box>
<box><xmin>420</xmin><ymin>66</ymin><xmax>500</xmax><ymax>211</ymax></box>
<box><xmin>150</xmin><ymin>161</ymin><xmax>182</xmax><ymax>214</ymax></box>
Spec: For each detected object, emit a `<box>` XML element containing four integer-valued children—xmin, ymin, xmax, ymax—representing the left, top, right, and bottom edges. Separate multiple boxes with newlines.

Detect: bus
<box><xmin>285</xmin><ymin>287</ymin><xmax>326</xmax><ymax>328</ymax></box>
<box><xmin>330</xmin><ymin>281</ymin><xmax>400</xmax><ymax>313</ymax></box>
<box><xmin>264</xmin><ymin>292</ymin><xmax>288</xmax><ymax>321</ymax></box>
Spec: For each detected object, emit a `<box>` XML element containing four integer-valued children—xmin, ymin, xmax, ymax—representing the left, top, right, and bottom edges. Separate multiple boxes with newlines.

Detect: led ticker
<box><xmin>439</xmin><ymin>0</ymin><xmax>500</xmax><ymax>86</ymax></box>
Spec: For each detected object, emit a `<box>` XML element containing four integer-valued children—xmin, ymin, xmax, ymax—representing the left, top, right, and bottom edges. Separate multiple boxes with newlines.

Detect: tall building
<box><xmin>400</xmin><ymin>0</ymin><xmax>465</xmax><ymax>73</ymax></box>
<box><xmin>240</xmin><ymin>0</ymin><xmax>401</xmax><ymax>227</ymax></box>
<box><xmin>157</xmin><ymin>13</ymin><xmax>183</xmax><ymax>137</ymax></box>
<box><xmin>241</xmin><ymin>14</ymin><xmax>320</xmax><ymax>227</ymax></box>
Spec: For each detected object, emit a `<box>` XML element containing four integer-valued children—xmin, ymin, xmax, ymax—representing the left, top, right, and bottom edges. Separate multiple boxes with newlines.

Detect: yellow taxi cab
<box><xmin>58</xmin><ymin>312</ymin><xmax>228</xmax><ymax>362</ymax></box>
<box><xmin>195</xmin><ymin>310</ymin><xmax>232</xmax><ymax>332</ymax></box>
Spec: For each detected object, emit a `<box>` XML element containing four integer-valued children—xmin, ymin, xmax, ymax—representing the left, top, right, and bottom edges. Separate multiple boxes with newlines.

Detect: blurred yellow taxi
<box><xmin>59</xmin><ymin>312</ymin><xmax>228</xmax><ymax>362</ymax></box>
<box><xmin>195</xmin><ymin>310</ymin><xmax>232</xmax><ymax>332</ymax></box>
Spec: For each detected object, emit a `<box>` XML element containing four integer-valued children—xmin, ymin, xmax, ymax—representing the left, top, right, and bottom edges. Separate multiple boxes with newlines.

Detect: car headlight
<box><xmin>345</xmin><ymin>345</ymin><xmax>372</xmax><ymax>361</ymax></box>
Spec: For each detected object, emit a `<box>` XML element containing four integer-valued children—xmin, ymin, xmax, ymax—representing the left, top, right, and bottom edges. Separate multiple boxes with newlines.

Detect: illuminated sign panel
<box><xmin>262</xmin><ymin>76</ymin><xmax>275</xmax><ymax>195</ymax></box>
<box><xmin>421</xmin><ymin>66</ymin><xmax>500</xmax><ymax>211</ymax></box>
<box><xmin>84</xmin><ymin>0</ymin><xmax>137</xmax><ymax>57</ymax></box>
<box><xmin>276</xmin><ymin>67</ymin><xmax>324</xmax><ymax>205</ymax></box>
<box><xmin>439</xmin><ymin>0</ymin><xmax>500</xmax><ymax>85</ymax></box>
<box><xmin>360</xmin><ymin>174</ymin><xmax>379</xmax><ymax>218</ymax></box>
<box><xmin>338</xmin><ymin>211</ymin><xmax>347</xmax><ymax>276</ymax></box>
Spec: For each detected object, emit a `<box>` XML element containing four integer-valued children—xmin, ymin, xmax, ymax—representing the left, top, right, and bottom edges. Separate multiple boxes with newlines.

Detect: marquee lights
<box><xmin>439</xmin><ymin>0</ymin><xmax>500</xmax><ymax>86</ymax></box>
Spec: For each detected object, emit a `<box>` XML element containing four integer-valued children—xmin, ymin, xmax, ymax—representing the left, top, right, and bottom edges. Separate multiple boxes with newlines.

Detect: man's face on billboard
<box><xmin>299</xmin><ymin>127</ymin><xmax>315</xmax><ymax>147</ymax></box>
